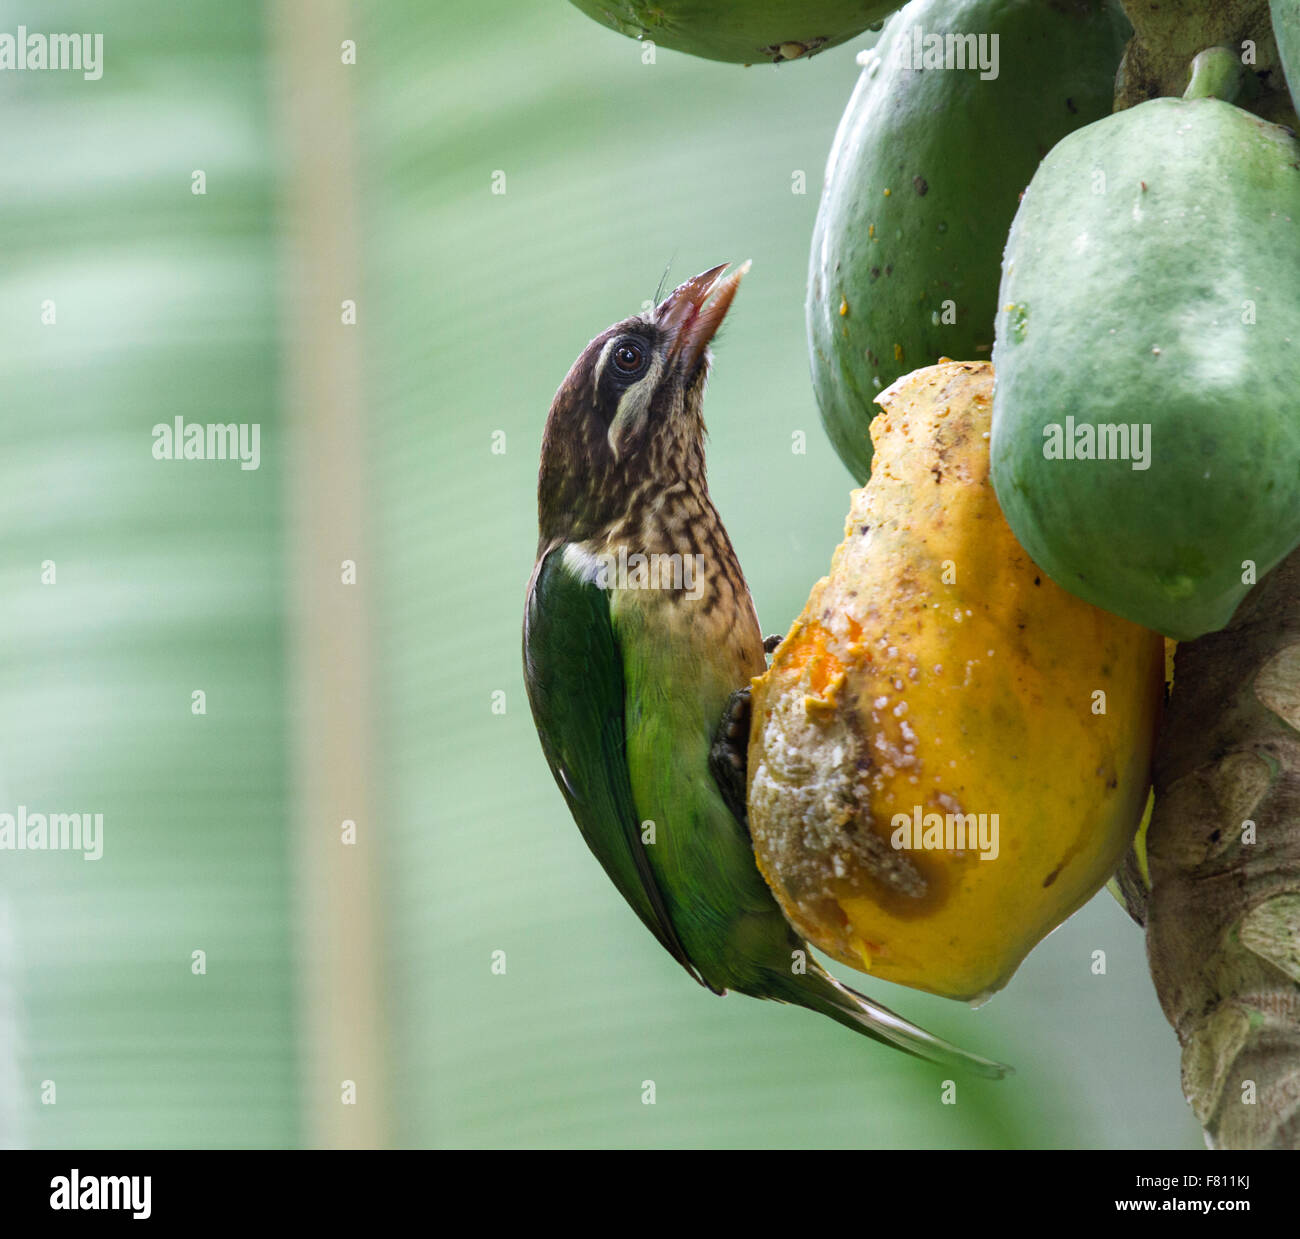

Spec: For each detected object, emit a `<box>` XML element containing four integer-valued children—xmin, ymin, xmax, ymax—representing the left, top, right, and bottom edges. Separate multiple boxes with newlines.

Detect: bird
<box><xmin>523</xmin><ymin>262</ymin><xmax>1008</xmax><ymax>1078</ymax></box>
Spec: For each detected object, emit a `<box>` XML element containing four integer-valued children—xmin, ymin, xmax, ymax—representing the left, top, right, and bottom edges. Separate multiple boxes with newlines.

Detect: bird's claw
<box><xmin>709</xmin><ymin>685</ymin><xmax>752</xmax><ymax>829</ymax></box>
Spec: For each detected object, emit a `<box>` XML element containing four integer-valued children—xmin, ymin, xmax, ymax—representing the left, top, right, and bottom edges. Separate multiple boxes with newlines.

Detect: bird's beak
<box><xmin>655</xmin><ymin>261</ymin><xmax>750</xmax><ymax>378</ymax></box>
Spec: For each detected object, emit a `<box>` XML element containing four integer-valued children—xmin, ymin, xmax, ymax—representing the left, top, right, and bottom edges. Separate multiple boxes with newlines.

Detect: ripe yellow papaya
<box><xmin>746</xmin><ymin>361</ymin><xmax>1164</xmax><ymax>1001</ymax></box>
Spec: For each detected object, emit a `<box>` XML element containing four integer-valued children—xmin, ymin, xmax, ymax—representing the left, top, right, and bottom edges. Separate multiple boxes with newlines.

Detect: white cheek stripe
<box><xmin>605</xmin><ymin>353</ymin><xmax>664</xmax><ymax>461</ymax></box>
<box><xmin>591</xmin><ymin>336</ymin><xmax>620</xmax><ymax>395</ymax></box>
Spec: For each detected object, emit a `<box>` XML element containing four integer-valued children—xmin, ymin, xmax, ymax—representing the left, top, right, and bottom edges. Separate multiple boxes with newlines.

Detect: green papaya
<box><xmin>991</xmin><ymin>94</ymin><xmax>1300</xmax><ymax>640</ymax></box>
<box><xmin>1272</xmin><ymin>1</ymin><xmax>1300</xmax><ymax>115</ymax></box>
<box><xmin>566</xmin><ymin>1</ymin><xmax>897</xmax><ymax>64</ymax></box>
<box><xmin>807</xmin><ymin>0</ymin><xmax>1130</xmax><ymax>482</ymax></box>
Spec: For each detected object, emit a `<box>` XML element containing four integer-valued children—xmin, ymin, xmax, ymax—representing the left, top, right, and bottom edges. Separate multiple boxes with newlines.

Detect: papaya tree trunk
<box><xmin>1144</xmin><ymin>548</ymin><xmax>1300</xmax><ymax>1148</ymax></box>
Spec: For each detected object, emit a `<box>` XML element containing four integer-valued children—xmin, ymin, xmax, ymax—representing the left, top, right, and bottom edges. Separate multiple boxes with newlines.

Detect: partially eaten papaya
<box><xmin>746</xmin><ymin>361</ymin><xmax>1164</xmax><ymax>1001</ymax></box>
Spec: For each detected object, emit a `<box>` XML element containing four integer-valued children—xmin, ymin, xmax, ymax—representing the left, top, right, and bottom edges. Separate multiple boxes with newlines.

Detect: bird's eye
<box><xmin>613</xmin><ymin>339</ymin><xmax>646</xmax><ymax>375</ymax></box>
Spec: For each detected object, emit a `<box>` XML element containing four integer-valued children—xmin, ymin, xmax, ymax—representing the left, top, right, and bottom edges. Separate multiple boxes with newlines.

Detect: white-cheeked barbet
<box><xmin>523</xmin><ymin>264</ymin><xmax>1007</xmax><ymax>1078</ymax></box>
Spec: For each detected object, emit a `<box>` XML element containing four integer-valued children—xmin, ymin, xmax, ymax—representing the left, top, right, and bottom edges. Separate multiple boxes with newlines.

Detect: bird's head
<box><xmin>537</xmin><ymin>261</ymin><xmax>748</xmax><ymax>546</ymax></box>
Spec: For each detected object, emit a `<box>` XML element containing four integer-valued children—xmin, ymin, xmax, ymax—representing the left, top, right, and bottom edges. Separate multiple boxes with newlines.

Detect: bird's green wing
<box><xmin>524</xmin><ymin>544</ymin><xmax>705</xmax><ymax>987</ymax></box>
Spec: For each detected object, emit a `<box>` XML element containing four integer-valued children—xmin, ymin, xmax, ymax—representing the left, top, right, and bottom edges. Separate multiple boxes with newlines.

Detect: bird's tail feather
<box><xmin>768</xmin><ymin>965</ymin><xmax>1012</xmax><ymax>1079</ymax></box>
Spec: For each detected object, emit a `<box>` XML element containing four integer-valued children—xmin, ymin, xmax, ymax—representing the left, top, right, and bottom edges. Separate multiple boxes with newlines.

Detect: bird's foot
<box><xmin>709</xmin><ymin>685</ymin><xmax>752</xmax><ymax>829</ymax></box>
<box><xmin>763</xmin><ymin>633</ymin><xmax>782</xmax><ymax>655</ymax></box>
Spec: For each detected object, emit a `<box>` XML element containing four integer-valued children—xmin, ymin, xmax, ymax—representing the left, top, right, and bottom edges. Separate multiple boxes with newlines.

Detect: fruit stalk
<box><xmin>1116</xmin><ymin>0</ymin><xmax>1298</xmax><ymax>126</ymax></box>
<box><xmin>1183</xmin><ymin>45</ymin><xmax>1246</xmax><ymax>101</ymax></box>
<box><xmin>1144</xmin><ymin>546</ymin><xmax>1300</xmax><ymax>1148</ymax></box>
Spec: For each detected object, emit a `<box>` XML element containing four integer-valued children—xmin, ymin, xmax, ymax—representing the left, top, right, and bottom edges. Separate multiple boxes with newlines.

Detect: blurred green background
<box><xmin>0</xmin><ymin>0</ymin><xmax>1201</xmax><ymax>1148</ymax></box>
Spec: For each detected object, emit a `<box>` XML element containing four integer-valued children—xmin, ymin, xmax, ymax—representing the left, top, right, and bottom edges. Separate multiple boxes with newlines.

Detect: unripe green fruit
<box><xmin>807</xmin><ymin>0</ymin><xmax>1129</xmax><ymax>481</ymax></box>
<box><xmin>567</xmin><ymin>0</ymin><xmax>897</xmax><ymax>64</ymax></box>
<box><xmin>991</xmin><ymin>96</ymin><xmax>1300</xmax><ymax>639</ymax></box>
